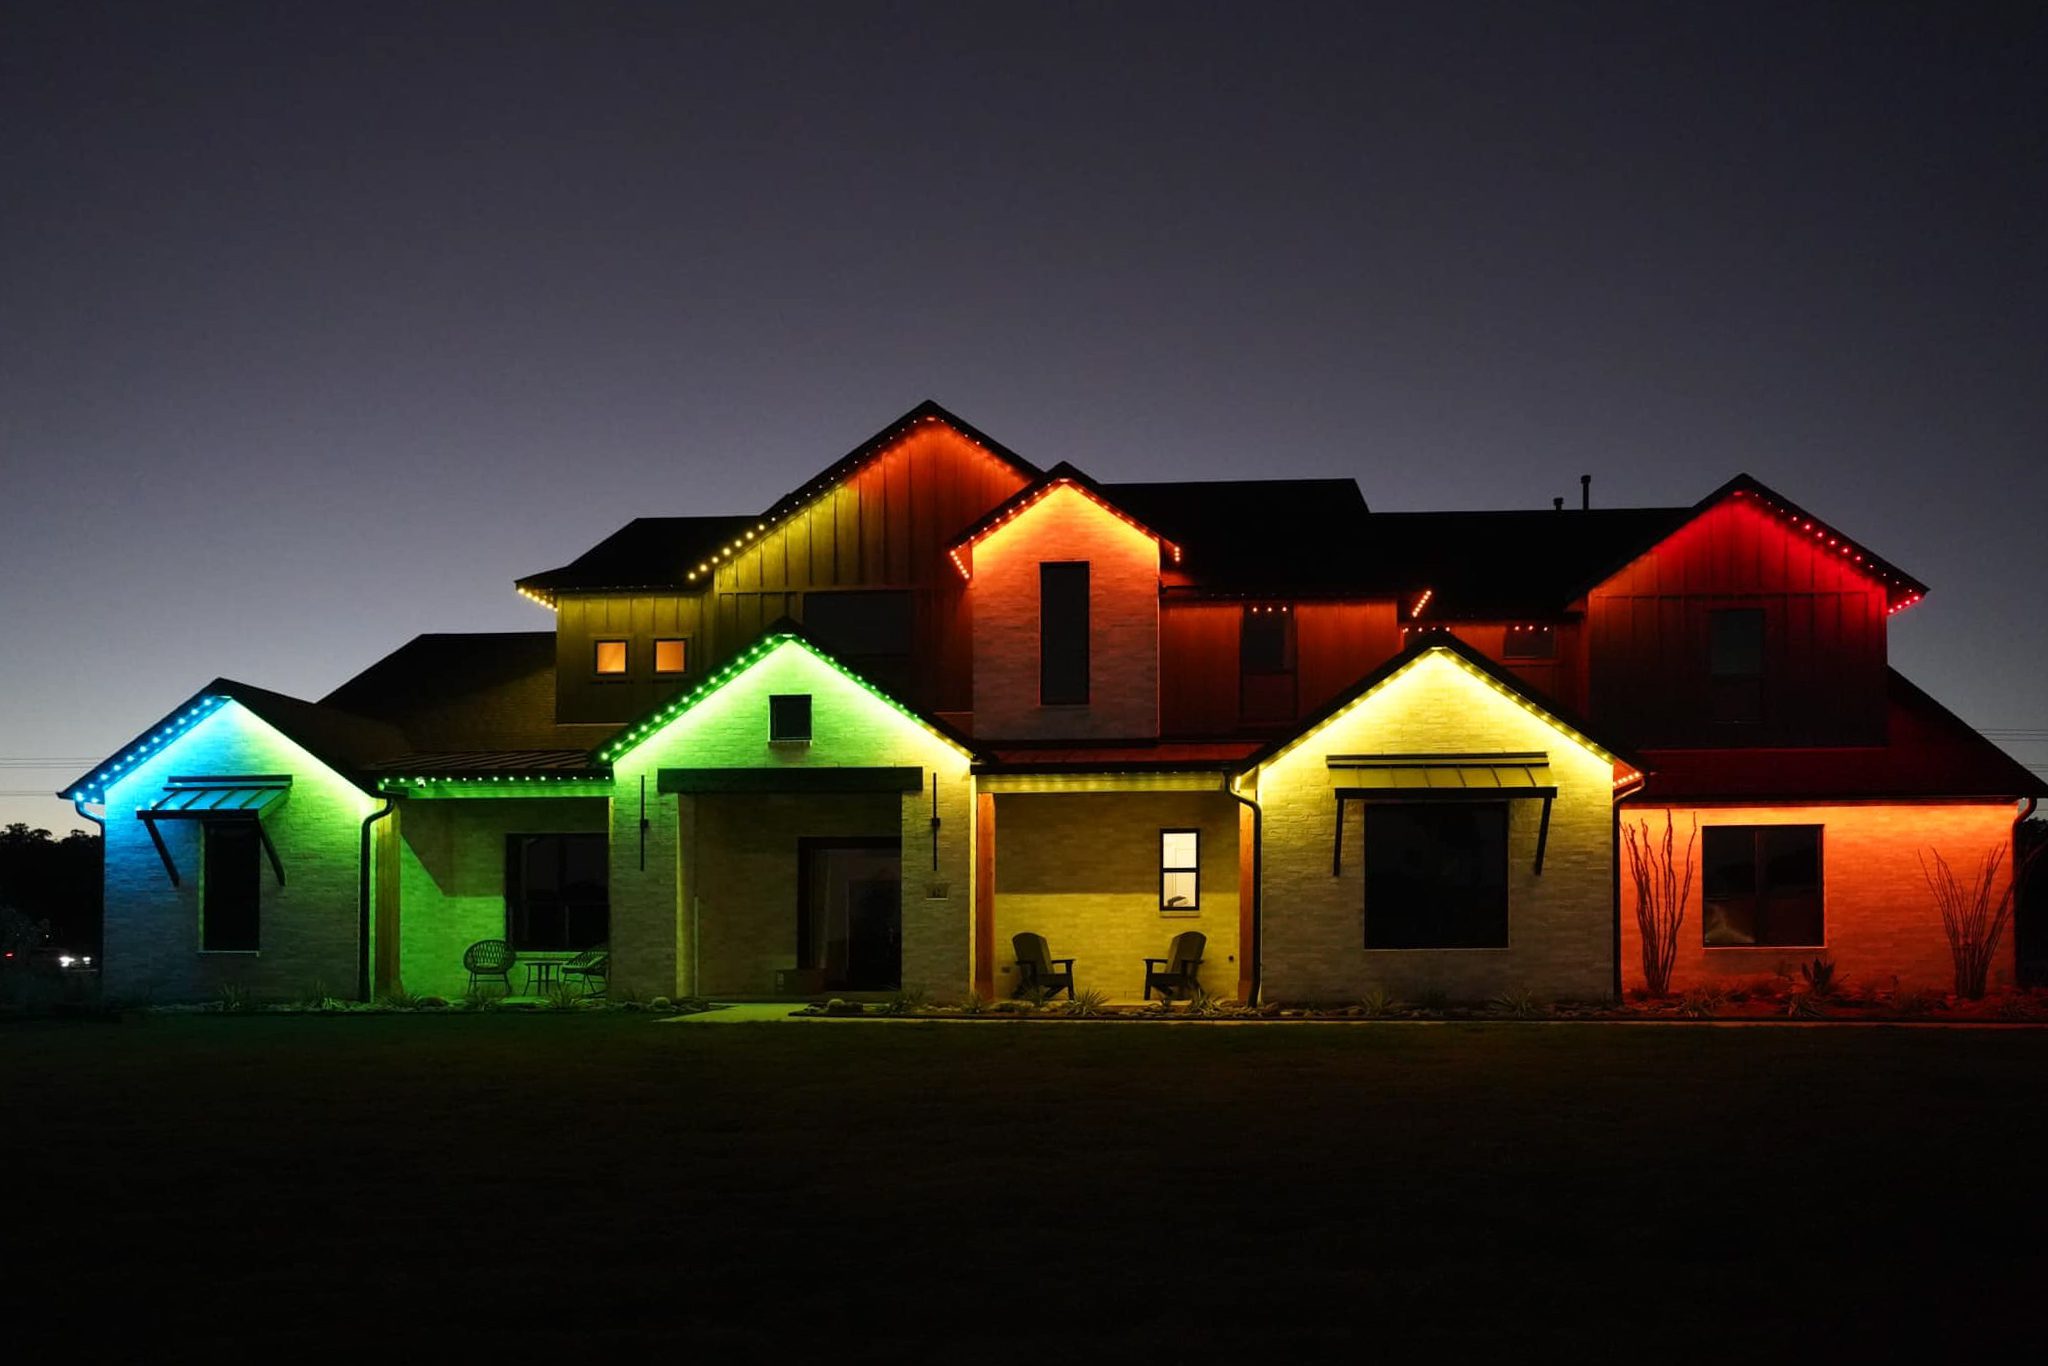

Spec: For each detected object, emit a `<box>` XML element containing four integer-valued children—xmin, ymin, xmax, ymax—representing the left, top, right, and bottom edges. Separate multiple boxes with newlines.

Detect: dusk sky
<box><xmin>4</xmin><ymin>0</ymin><xmax>2043</xmax><ymax>833</ymax></box>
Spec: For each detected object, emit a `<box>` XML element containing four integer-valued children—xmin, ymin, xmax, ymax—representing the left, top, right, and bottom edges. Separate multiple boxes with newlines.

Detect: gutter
<box><xmin>358</xmin><ymin>792</ymin><xmax>397</xmax><ymax>1001</ymax></box>
<box><xmin>1224</xmin><ymin>777</ymin><xmax>1263</xmax><ymax>1007</ymax></box>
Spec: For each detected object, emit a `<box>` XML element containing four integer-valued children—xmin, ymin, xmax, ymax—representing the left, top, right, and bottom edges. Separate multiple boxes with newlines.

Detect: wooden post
<box><xmin>974</xmin><ymin>791</ymin><xmax>996</xmax><ymax>999</ymax></box>
<box><xmin>1237</xmin><ymin>801</ymin><xmax>1256</xmax><ymax>1003</ymax></box>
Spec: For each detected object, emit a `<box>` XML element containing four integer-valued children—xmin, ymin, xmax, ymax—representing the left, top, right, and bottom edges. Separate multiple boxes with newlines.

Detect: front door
<box><xmin>799</xmin><ymin>839</ymin><xmax>901</xmax><ymax>991</ymax></box>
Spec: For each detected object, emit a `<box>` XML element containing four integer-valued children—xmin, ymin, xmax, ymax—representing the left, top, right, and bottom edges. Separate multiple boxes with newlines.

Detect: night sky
<box><xmin>4</xmin><ymin>1</ymin><xmax>2044</xmax><ymax>833</ymax></box>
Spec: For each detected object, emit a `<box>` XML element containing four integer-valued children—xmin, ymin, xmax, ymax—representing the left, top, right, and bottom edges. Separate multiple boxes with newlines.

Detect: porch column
<box><xmin>1237</xmin><ymin>801</ymin><xmax>1256</xmax><ymax>1004</ymax></box>
<box><xmin>974</xmin><ymin>790</ymin><xmax>996</xmax><ymax>999</ymax></box>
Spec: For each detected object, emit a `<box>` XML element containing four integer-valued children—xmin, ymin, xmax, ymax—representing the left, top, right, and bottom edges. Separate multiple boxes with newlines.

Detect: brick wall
<box><xmin>1254</xmin><ymin>651</ymin><xmax>1616</xmax><ymax>1004</ymax></box>
<box><xmin>969</xmin><ymin>486</ymin><xmax>1160</xmax><ymax>739</ymax></box>
<box><xmin>99</xmin><ymin>702</ymin><xmax>375</xmax><ymax>1004</ymax></box>
<box><xmin>1619</xmin><ymin>801</ymin><xmax>2021</xmax><ymax>995</ymax></box>
<box><xmin>992</xmin><ymin>790</ymin><xmax>1240</xmax><ymax>1001</ymax></box>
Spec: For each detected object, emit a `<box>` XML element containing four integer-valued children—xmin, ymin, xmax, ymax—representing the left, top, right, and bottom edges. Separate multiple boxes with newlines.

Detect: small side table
<box><xmin>524</xmin><ymin>961</ymin><xmax>559</xmax><ymax>995</ymax></box>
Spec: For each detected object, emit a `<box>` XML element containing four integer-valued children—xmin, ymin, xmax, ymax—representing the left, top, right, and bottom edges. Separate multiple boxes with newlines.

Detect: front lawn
<box><xmin>5</xmin><ymin>1015</ymin><xmax>2043</xmax><ymax>1357</ymax></box>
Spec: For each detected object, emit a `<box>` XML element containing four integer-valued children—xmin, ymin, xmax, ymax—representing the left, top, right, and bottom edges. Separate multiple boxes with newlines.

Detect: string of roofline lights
<box><xmin>62</xmin><ymin>696</ymin><xmax>231</xmax><ymax>805</ymax></box>
<box><xmin>948</xmin><ymin>476</ymin><xmax>1182</xmax><ymax>581</ymax></box>
<box><xmin>1726</xmin><ymin>487</ymin><xmax>1923</xmax><ymax>613</ymax></box>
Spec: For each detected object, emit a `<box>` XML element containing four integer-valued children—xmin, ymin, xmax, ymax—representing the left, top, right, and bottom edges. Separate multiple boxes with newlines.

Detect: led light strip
<box><xmin>66</xmin><ymin>695</ymin><xmax>232</xmax><ymax>804</ymax></box>
<box><xmin>949</xmin><ymin>477</ymin><xmax>1181</xmax><ymax>581</ymax></box>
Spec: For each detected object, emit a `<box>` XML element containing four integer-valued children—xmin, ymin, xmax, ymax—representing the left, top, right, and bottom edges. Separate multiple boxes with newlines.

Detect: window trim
<box><xmin>770</xmin><ymin>693</ymin><xmax>814</xmax><ymax>745</ymax></box>
<box><xmin>652</xmin><ymin>637</ymin><xmax>689</xmax><ymax>677</ymax></box>
<box><xmin>1160</xmin><ymin>828</ymin><xmax>1201</xmax><ymax>915</ymax></box>
<box><xmin>1702</xmin><ymin>823</ymin><xmax>1825</xmax><ymax>949</ymax></box>
<box><xmin>592</xmin><ymin>638</ymin><xmax>630</xmax><ymax>679</ymax></box>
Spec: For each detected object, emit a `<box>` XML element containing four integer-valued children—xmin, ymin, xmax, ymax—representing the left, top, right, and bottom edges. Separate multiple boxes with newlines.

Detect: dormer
<box><xmin>948</xmin><ymin>464</ymin><xmax>1178</xmax><ymax>740</ymax></box>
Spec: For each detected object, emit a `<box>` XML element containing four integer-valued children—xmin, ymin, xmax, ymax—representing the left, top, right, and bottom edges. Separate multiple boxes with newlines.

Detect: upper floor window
<box><xmin>1503</xmin><ymin>626</ymin><xmax>1557</xmax><ymax>660</ymax></box>
<box><xmin>1703</xmin><ymin>825</ymin><xmax>1822</xmax><ymax>947</ymax></box>
<box><xmin>1708</xmin><ymin>609</ymin><xmax>1764</xmax><ymax>725</ymax></box>
<box><xmin>770</xmin><ymin>693</ymin><xmax>813</xmax><ymax>744</ymax></box>
<box><xmin>593</xmin><ymin>639</ymin><xmax>628</xmax><ymax>677</ymax></box>
<box><xmin>1240</xmin><ymin>606</ymin><xmax>1296</xmax><ymax>724</ymax></box>
<box><xmin>653</xmin><ymin>638</ymin><xmax>688</xmax><ymax>676</ymax></box>
<box><xmin>1039</xmin><ymin>562</ymin><xmax>1090</xmax><ymax>705</ymax></box>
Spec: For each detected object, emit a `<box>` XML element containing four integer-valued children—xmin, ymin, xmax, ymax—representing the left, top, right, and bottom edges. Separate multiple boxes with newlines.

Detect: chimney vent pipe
<box><xmin>1580</xmin><ymin>475</ymin><xmax>1591</xmax><ymax>510</ymax></box>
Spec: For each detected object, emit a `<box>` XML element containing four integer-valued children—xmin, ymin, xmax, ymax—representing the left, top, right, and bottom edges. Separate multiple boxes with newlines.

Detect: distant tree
<box><xmin>0</xmin><ymin>823</ymin><xmax>101</xmax><ymax>953</ymax></box>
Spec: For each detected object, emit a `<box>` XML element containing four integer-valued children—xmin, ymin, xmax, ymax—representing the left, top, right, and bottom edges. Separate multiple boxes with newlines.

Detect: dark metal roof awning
<box><xmin>137</xmin><ymin>775</ymin><xmax>290</xmax><ymax>887</ymax></box>
<box><xmin>1326</xmin><ymin>753</ymin><xmax>1560</xmax><ymax>875</ymax></box>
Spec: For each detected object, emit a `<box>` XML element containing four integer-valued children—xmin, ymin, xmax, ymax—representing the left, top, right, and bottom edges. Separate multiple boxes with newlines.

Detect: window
<box><xmin>653</xmin><ymin>638</ymin><xmax>688</xmax><ymax>675</ymax></box>
<box><xmin>593</xmin><ymin>639</ymin><xmax>628</xmax><ymax>676</ymax></box>
<box><xmin>770</xmin><ymin>693</ymin><xmax>813</xmax><ymax>743</ymax></box>
<box><xmin>1161</xmin><ymin>829</ymin><xmax>1200</xmax><ymax>912</ymax></box>
<box><xmin>1703</xmin><ymin>825</ymin><xmax>1823</xmax><ymax>947</ymax></box>
<box><xmin>1708</xmin><ymin>609</ymin><xmax>1763</xmax><ymax>725</ymax></box>
<box><xmin>1039</xmin><ymin>562</ymin><xmax>1090</xmax><ymax>705</ymax></box>
<box><xmin>1240</xmin><ymin>607</ymin><xmax>1297</xmax><ymax>723</ymax></box>
<box><xmin>505</xmin><ymin>834</ymin><xmax>609</xmax><ymax>952</ymax></box>
<box><xmin>1363</xmin><ymin>804</ymin><xmax>1509</xmax><ymax>949</ymax></box>
<box><xmin>201</xmin><ymin>822</ymin><xmax>262</xmax><ymax>952</ymax></box>
<box><xmin>1503</xmin><ymin>626</ymin><xmax>1557</xmax><ymax>660</ymax></box>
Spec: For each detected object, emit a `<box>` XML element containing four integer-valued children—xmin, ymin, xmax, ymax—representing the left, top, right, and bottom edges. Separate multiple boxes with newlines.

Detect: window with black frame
<box><xmin>1708</xmin><ymin>608</ymin><xmax>1764</xmax><ymax>726</ymax></box>
<box><xmin>1363</xmin><ymin>803</ymin><xmax>1509</xmax><ymax>948</ymax></box>
<box><xmin>1160</xmin><ymin>829</ymin><xmax>1200</xmax><ymax>912</ymax></box>
<box><xmin>505</xmin><ymin>834</ymin><xmax>610</xmax><ymax>952</ymax></box>
<box><xmin>1240</xmin><ymin>607</ymin><xmax>1296</xmax><ymax>723</ymax></box>
<box><xmin>1039</xmin><ymin>562</ymin><xmax>1090</xmax><ymax>705</ymax></box>
<box><xmin>1702</xmin><ymin>825</ymin><xmax>1822</xmax><ymax>947</ymax></box>
<box><xmin>201</xmin><ymin>822</ymin><xmax>262</xmax><ymax>952</ymax></box>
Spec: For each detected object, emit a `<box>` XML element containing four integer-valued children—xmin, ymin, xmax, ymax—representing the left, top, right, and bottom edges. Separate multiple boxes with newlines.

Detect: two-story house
<box><xmin>66</xmin><ymin>402</ymin><xmax>2042</xmax><ymax>1005</ymax></box>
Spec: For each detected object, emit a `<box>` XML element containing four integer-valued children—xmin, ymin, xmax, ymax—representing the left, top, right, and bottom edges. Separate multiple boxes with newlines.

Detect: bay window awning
<box><xmin>136</xmin><ymin>775</ymin><xmax>290</xmax><ymax>887</ymax></box>
<box><xmin>1326</xmin><ymin>753</ymin><xmax>1559</xmax><ymax>874</ymax></box>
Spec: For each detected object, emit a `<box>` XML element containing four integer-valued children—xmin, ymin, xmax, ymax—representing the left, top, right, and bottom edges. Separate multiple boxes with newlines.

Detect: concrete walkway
<box><xmin>663</xmin><ymin>1002</ymin><xmax>812</xmax><ymax>1023</ymax></box>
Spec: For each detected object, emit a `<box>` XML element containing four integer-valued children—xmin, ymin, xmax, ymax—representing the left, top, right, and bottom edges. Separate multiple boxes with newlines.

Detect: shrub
<box><xmin>1622</xmin><ymin>811</ymin><xmax>1697</xmax><ymax>997</ymax></box>
<box><xmin>1677</xmin><ymin>986</ymin><xmax>1727</xmax><ymax>1019</ymax></box>
<box><xmin>1357</xmin><ymin>987</ymin><xmax>1398</xmax><ymax>1018</ymax></box>
<box><xmin>1061</xmin><ymin>987</ymin><xmax>1110</xmax><ymax>1018</ymax></box>
<box><xmin>1490</xmin><ymin>987</ymin><xmax>1546</xmax><ymax>1019</ymax></box>
<box><xmin>1922</xmin><ymin>842</ymin><xmax>2026</xmax><ymax>1000</ymax></box>
<box><xmin>215</xmin><ymin>983</ymin><xmax>252</xmax><ymax>1014</ymax></box>
<box><xmin>958</xmin><ymin>990</ymin><xmax>987</xmax><ymax>1016</ymax></box>
<box><xmin>1798</xmin><ymin>957</ymin><xmax>1838</xmax><ymax>999</ymax></box>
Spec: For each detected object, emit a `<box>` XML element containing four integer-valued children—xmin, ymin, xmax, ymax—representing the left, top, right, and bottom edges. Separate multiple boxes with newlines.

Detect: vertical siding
<box><xmin>1296</xmin><ymin>602</ymin><xmax>1399</xmax><ymax>717</ymax></box>
<box><xmin>554</xmin><ymin>592</ymin><xmax>707</xmax><ymax>725</ymax></box>
<box><xmin>1159</xmin><ymin>602</ymin><xmax>1240</xmax><ymax>734</ymax></box>
<box><xmin>1587</xmin><ymin>499</ymin><xmax>1888</xmax><ymax>745</ymax></box>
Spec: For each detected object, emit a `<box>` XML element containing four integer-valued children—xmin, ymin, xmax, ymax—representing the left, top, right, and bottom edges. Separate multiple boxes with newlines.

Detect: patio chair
<box><xmin>1011</xmin><ymin>932</ymin><xmax>1075</xmax><ymax>1001</ymax></box>
<box><xmin>1142</xmin><ymin>931</ymin><xmax>1206</xmax><ymax>1002</ymax></box>
<box><xmin>560</xmin><ymin>944</ymin><xmax>610</xmax><ymax>997</ymax></box>
<box><xmin>463</xmin><ymin>939</ymin><xmax>517</xmax><ymax>996</ymax></box>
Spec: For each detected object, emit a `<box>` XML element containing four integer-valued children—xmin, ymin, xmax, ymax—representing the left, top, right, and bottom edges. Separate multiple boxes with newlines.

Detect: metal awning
<box><xmin>136</xmin><ymin>775</ymin><xmax>290</xmax><ymax>887</ymax></box>
<box><xmin>1326</xmin><ymin>753</ymin><xmax>1559</xmax><ymax>874</ymax></box>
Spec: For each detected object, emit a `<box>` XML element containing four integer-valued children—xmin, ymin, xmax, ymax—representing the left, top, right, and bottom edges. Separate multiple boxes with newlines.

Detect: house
<box><xmin>64</xmin><ymin>402</ymin><xmax>2044</xmax><ymax>1005</ymax></box>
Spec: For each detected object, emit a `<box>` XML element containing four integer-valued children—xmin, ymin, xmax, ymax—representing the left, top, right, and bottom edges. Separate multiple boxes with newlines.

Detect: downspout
<box><xmin>2016</xmin><ymin>797</ymin><xmax>2039</xmax><ymax>989</ymax></box>
<box><xmin>358</xmin><ymin>791</ymin><xmax>396</xmax><ymax>1002</ymax></box>
<box><xmin>72</xmin><ymin>798</ymin><xmax>105</xmax><ymax>959</ymax></box>
<box><xmin>1225</xmin><ymin>773</ymin><xmax>1263</xmax><ymax>1007</ymax></box>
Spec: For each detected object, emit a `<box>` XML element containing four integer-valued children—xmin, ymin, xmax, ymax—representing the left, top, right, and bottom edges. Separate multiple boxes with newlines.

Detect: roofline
<box><xmin>945</xmin><ymin>462</ymin><xmax>1182</xmax><ymax>577</ymax></box>
<box><xmin>594</xmin><ymin>625</ymin><xmax>982</xmax><ymax>766</ymax></box>
<box><xmin>1233</xmin><ymin>635</ymin><xmax>1644</xmax><ymax>776</ymax></box>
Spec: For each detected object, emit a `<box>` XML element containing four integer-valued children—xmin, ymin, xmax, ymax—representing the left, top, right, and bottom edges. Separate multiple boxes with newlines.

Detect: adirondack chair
<box><xmin>1011</xmin><ymin>932</ymin><xmax>1076</xmax><ymax>1001</ymax></box>
<box><xmin>560</xmin><ymin>944</ymin><xmax>609</xmax><ymax>997</ymax></box>
<box><xmin>1142</xmin><ymin>931</ymin><xmax>1206</xmax><ymax>1001</ymax></box>
<box><xmin>463</xmin><ymin>939</ymin><xmax>517</xmax><ymax>996</ymax></box>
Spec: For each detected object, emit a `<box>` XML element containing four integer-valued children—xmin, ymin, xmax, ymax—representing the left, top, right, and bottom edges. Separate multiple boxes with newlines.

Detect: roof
<box><xmin>516</xmin><ymin>515</ymin><xmax>759</xmax><ymax>601</ymax></box>
<box><xmin>948</xmin><ymin>463</ymin><xmax>1181</xmax><ymax>576</ymax></box>
<box><xmin>1238</xmin><ymin>635</ymin><xmax>1641</xmax><ymax>774</ymax></box>
<box><xmin>515</xmin><ymin>400</ymin><xmax>1043</xmax><ymax>601</ymax></box>
<box><xmin>1107</xmin><ymin>478</ymin><xmax>1373</xmax><ymax>595</ymax></box>
<box><xmin>1628</xmin><ymin>671</ymin><xmax>2048</xmax><ymax>804</ymax></box>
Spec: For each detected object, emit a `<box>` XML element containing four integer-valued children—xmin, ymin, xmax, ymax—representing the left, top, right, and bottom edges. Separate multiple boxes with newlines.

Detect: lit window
<box><xmin>1161</xmin><ymin>829</ymin><xmax>1200</xmax><ymax>912</ymax></box>
<box><xmin>1703</xmin><ymin>826</ymin><xmax>1822</xmax><ymax>947</ymax></box>
<box><xmin>593</xmin><ymin>640</ymin><xmax>628</xmax><ymax>676</ymax></box>
<box><xmin>1502</xmin><ymin>626</ymin><xmax>1557</xmax><ymax>660</ymax></box>
<box><xmin>1363</xmin><ymin>804</ymin><xmax>1508</xmax><ymax>949</ymax></box>
<box><xmin>202</xmin><ymin>822</ymin><xmax>262</xmax><ymax>952</ymax></box>
<box><xmin>654</xmin><ymin>639</ymin><xmax>688</xmax><ymax>675</ymax></box>
<box><xmin>770</xmin><ymin>694</ymin><xmax>813</xmax><ymax>743</ymax></box>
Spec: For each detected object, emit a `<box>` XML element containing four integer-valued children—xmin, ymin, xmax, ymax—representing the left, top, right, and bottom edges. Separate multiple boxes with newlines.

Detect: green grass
<box><xmin>5</xmin><ymin>1016</ymin><xmax>2045</xmax><ymax>1356</ymax></box>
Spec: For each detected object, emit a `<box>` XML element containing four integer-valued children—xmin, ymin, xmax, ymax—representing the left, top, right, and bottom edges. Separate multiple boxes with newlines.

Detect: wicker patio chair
<box><xmin>463</xmin><ymin>939</ymin><xmax>517</xmax><ymax>996</ymax></box>
<box><xmin>560</xmin><ymin>945</ymin><xmax>609</xmax><ymax>997</ymax></box>
<box><xmin>1011</xmin><ymin>932</ymin><xmax>1076</xmax><ymax>1001</ymax></box>
<box><xmin>1142</xmin><ymin>931</ymin><xmax>1206</xmax><ymax>1001</ymax></box>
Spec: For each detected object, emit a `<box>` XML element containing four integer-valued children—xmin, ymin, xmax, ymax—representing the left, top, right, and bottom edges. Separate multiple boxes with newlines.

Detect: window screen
<box><xmin>1039</xmin><ymin>562</ymin><xmax>1090</xmax><ymax>705</ymax></box>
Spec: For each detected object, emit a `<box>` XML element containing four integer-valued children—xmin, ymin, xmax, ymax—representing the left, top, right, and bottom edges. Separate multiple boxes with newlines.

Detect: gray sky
<box><xmin>4</xmin><ymin>0</ymin><xmax>2044</xmax><ymax>833</ymax></box>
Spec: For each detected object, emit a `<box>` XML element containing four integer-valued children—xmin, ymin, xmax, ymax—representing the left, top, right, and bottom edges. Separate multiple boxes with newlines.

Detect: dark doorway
<box><xmin>798</xmin><ymin>838</ymin><xmax>901</xmax><ymax>991</ymax></box>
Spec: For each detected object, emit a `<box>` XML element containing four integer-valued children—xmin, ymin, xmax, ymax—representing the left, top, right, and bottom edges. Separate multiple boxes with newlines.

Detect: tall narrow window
<box><xmin>1708</xmin><ymin>609</ymin><xmax>1764</xmax><ymax>725</ymax></box>
<box><xmin>1240</xmin><ymin>606</ymin><xmax>1297</xmax><ymax>723</ymax></box>
<box><xmin>1039</xmin><ymin>562</ymin><xmax>1090</xmax><ymax>705</ymax></box>
<box><xmin>202</xmin><ymin>822</ymin><xmax>262</xmax><ymax>952</ymax></box>
<box><xmin>1161</xmin><ymin>830</ymin><xmax>1200</xmax><ymax>912</ymax></box>
<box><xmin>1703</xmin><ymin>826</ymin><xmax>1823</xmax><ymax>947</ymax></box>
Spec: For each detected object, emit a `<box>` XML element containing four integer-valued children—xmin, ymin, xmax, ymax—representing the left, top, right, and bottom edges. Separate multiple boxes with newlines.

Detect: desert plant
<box><xmin>1677</xmin><ymin>986</ymin><xmax>1727</xmax><ymax>1019</ymax></box>
<box><xmin>1893</xmin><ymin>987</ymin><xmax>1944</xmax><ymax>1018</ymax></box>
<box><xmin>1622</xmin><ymin>811</ymin><xmax>1697</xmax><ymax>997</ymax></box>
<box><xmin>1491</xmin><ymin>987</ymin><xmax>1546</xmax><ymax>1019</ymax></box>
<box><xmin>1785</xmin><ymin>990</ymin><xmax>1828</xmax><ymax>1019</ymax></box>
<box><xmin>958</xmin><ymin>990</ymin><xmax>988</xmax><ymax>1016</ymax></box>
<box><xmin>1062</xmin><ymin>987</ymin><xmax>1110</xmax><ymax>1018</ymax></box>
<box><xmin>215</xmin><ymin>982</ymin><xmax>252</xmax><ymax>1014</ymax></box>
<box><xmin>1357</xmin><ymin>986</ymin><xmax>1398</xmax><ymax>1018</ymax></box>
<box><xmin>1921</xmin><ymin>842</ymin><xmax>2025</xmax><ymax>999</ymax></box>
<box><xmin>1994</xmin><ymin>992</ymin><xmax>2042</xmax><ymax>1023</ymax></box>
<box><xmin>378</xmin><ymin>982</ymin><xmax>420</xmax><ymax>1011</ymax></box>
<box><xmin>543</xmin><ymin>983</ymin><xmax>582</xmax><ymax>1010</ymax></box>
<box><xmin>1188</xmin><ymin>987</ymin><xmax>1230</xmax><ymax>1017</ymax></box>
<box><xmin>1798</xmin><ymin>957</ymin><xmax>1838</xmax><ymax>998</ymax></box>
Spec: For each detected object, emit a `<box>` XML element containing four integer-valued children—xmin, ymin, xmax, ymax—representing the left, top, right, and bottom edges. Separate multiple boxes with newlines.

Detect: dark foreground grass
<box><xmin>6</xmin><ymin>1015</ymin><xmax>2046</xmax><ymax>1358</ymax></box>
